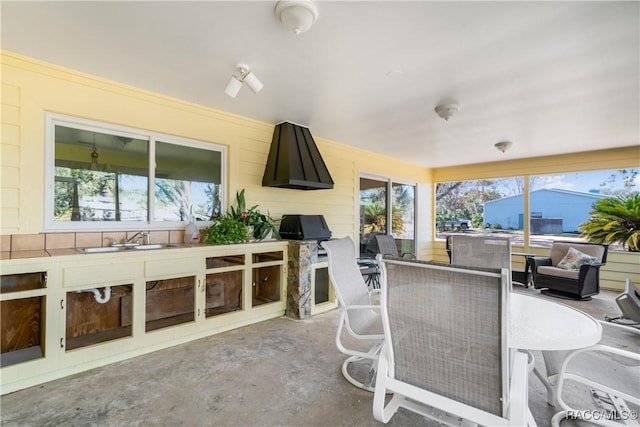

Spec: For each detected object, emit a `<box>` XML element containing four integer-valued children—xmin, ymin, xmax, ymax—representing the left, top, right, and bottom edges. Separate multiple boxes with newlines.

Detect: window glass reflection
<box><xmin>54</xmin><ymin>126</ymin><xmax>148</xmax><ymax>222</ymax></box>
<box><xmin>154</xmin><ymin>141</ymin><xmax>222</xmax><ymax>222</ymax></box>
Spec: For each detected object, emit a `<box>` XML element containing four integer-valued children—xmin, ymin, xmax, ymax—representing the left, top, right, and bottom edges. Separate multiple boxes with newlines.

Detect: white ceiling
<box><xmin>2</xmin><ymin>1</ymin><xmax>638</xmax><ymax>168</ymax></box>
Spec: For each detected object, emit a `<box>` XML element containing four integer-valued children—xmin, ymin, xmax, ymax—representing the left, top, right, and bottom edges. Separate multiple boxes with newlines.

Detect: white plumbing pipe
<box><xmin>79</xmin><ymin>287</ymin><xmax>112</xmax><ymax>304</ymax></box>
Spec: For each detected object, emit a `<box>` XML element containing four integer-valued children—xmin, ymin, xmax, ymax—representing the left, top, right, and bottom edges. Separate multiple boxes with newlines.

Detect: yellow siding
<box><xmin>0</xmin><ymin>51</ymin><xmax>430</xmax><ymax>253</ymax></box>
<box><xmin>1</xmin><ymin>83</ymin><xmax>21</xmax><ymax>234</ymax></box>
<box><xmin>433</xmin><ymin>146</ymin><xmax>639</xmax><ymax>182</ymax></box>
<box><xmin>1</xmin><ymin>50</ymin><xmax>637</xmax><ymax>288</ymax></box>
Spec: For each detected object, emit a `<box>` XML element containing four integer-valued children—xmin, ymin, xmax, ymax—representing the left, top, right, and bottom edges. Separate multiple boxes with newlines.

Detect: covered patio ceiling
<box><xmin>2</xmin><ymin>1</ymin><xmax>638</xmax><ymax>168</ymax></box>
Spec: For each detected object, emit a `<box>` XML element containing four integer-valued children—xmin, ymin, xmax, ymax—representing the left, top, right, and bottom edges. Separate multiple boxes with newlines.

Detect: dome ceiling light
<box><xmin>275</xmin><ymin>0</ymin><xmax>318</xmax><ymax>35</ymax></box>
<box><xmin>495</xmin><ymin>141</ymin><xmax>514</xmax><ymax>153</ymax></box>
<box><xmin>434</xmin><ymin>103</ymin><xmax>460</xmax><ymax>121</ymax></box>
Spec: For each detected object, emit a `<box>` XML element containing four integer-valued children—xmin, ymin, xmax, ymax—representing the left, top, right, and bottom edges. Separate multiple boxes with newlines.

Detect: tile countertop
<box><xmin>1</xmin><ymin>250</ymin><xmax>50</xmax><ymax>260</ymax></box>
<box><xmin>0</xmin><ymin>241</ymin><xmax>284</xmax><ymax>260</ymax></box>
<box><xmin>1</xmin><ymin>246</ymin><xmax>192</xmax><ymax>260</ymax></box>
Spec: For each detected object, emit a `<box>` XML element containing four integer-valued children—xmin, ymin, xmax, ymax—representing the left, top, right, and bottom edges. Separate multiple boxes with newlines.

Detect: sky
<box><xmin>534</xmin><ymin>168</ymin><xmax>640</xmax><ymax>194</ymax></box>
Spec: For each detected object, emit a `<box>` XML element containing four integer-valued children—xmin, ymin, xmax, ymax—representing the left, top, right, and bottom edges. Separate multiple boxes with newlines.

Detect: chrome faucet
<box><xmin>125</xmin><ymin>231</ymin><xmax>150</xmax><ymax>246</ymax></box>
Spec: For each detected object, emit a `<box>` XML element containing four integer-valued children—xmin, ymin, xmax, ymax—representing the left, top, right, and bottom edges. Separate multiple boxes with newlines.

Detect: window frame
<box><xmin>433</xmin><ymin>169</ymin><xmax>638</xmax><ymax>252</ymax></box>
<box><xmin>359</xmin><ymin>172</ymin><xmax>417</xmax><ymax>257</ymax></box>
<box><xmin>44</xmin><ymin>113</ymin><xmax>227</xmax><ymax>231</ymax></box>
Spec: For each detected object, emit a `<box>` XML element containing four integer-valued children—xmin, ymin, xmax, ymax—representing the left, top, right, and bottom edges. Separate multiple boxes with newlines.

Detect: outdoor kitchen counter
<box><xmin>1</xmin><ymin>242</ymin><xmax>214</xmax><ymax>260</ymax></box>
<box><xmin>0</xmin><ymin>240</ymin><xmax>289</xmax><ymax>395</ymax></box>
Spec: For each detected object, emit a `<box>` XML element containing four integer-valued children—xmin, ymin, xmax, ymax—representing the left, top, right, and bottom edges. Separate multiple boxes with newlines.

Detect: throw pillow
<box><xmin>557</xmin><ymin>247</ymin><xmax>599</xmax><ymax>271</ymax></box>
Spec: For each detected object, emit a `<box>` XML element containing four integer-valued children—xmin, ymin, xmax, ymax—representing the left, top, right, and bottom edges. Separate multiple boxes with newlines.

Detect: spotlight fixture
<box><xmin>275</xmin><ymin>0</ymin><xmax>318</xmax><ymax>35</ymax></box>
<box><xmin>224</xmin><ymin>63</ymin><xmax>263</xmax><ymax>98</ymax></box>
<box><xmin>434</xmin><ymin>103</ymin><xmax>460</xmax><ymax>121</ymax></box>
<box><xmin>495</xmin><ymin>141</ymin><xmax>513</xmax><ymax>153</ymax></box>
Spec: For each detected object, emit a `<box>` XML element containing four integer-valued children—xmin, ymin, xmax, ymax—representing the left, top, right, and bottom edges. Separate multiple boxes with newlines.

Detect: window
<box><xmin>529</xmin><ymin>169</ymin><xmax>639</xmax><ymax>249</ymax></box>
<box><xmin>435</xmin><ymin>177</ymin><xmax>524</xmax><ymax>243</ymax></box>
<box><xmin>392</xmin><ymin>182</ymin><xmax>416</xmax><ymax>256</ymax></box>
<box><xmin>359</xmin><ymin>176</ymin><xmax>416</xmax><ymax>258</ymax></box>
<box><xmin>435</xmin><ymin>169</ymin><xmax>639</xmax><ymax>251</ymax></box>
<box><xmin>46</xmin><ymin>114</ymin><xmax>225</xmax><ymax>230</ymax></box>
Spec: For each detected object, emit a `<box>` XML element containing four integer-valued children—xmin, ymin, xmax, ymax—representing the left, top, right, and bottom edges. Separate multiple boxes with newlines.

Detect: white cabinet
<box><xmin>0</xmin><ymin>241</ymin><xmax>287</xmax><ymax>394</ymax></box>
<box><xmin>310</xmin><ymin>261</ymin><xmax>337</xmax><ymax>315</ymax></box>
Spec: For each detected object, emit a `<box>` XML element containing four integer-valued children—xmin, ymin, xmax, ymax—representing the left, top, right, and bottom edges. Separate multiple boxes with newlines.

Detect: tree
<box><xmin>599</xmin><ymin>169</ymin><xmax>639</xmax><ymax>196</ymax></box>
<box><xmin>363</xmin><ymin>201</ymin><xmax>386</xmax><ymax>233</ymax></box>
<box><xmin>155</xmin><ymin>179</ymin><xmax>192</xmax><ymax>221</ymax></box>
<box><xmin>435</xmin><ymin>180</ymin><xmax>503</xmax><ymax>230</ymax></box>
<box><xmin>579</xmin><ymin>193</ymin><xmax>640</xmax><ymax>252</ymax></box>
<box><xmin>54</xmin><ymin>167</ymin><xmax>115</xmax><ymax>220</ymax></box>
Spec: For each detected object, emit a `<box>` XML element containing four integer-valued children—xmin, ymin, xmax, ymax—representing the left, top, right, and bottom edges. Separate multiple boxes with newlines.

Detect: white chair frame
<box><xmin>551</xmin><ymin>321</ymin><xmax>640</xmax><ymax>427</ymax></box>
<box><xmin>321</xmin><ymin>237</ymin><xmax>385</xmax><ymax>391</ymax></box>
<box><xmin>373</xmin><ymin>258</ymin><xmax>534</xmax><ymax>426</ymax></box>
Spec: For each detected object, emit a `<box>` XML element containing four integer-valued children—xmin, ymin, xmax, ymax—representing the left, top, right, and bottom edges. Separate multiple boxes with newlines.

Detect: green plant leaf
<box><xmin>579</xmin><ymin>193</ymin><xmax>640</xmax><ymax>251</ymax></box>
<box><xmin>204</xmin><ymin>188</ymin><xmax>280</xmax><ymax>244</ymax></box>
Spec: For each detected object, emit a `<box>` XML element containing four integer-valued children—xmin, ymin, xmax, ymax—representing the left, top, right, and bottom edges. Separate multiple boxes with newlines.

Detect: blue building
<box><xmin>484</xmin><ymin>189</ymin><xmax>607</xmax><ymax>233</ymax></box>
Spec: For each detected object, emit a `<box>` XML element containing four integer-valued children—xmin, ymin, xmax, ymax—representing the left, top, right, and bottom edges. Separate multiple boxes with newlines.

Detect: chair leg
<box><xmin>550</xmin><ymin>411</ymin><xmax>566</xmax><ymax>427</ymax></box>
<box><xmin>341</xmin><ymin>356</ymin><xmax>376</xmax><ymax>392</ymax></box>
<box><xmin>340</xmin><ymin>341</ymin><xmax>383</xmax><ymax>392</ymax></box>
<box><xmin>373</xmin><ymin>353</ymin><xmax>401</xmax><ymax>423</ymax></box>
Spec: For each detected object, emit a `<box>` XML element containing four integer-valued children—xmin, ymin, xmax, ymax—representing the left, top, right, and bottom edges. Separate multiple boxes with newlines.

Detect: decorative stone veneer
<box><xmin>286</xmin><ymin>240</ymin><xmax>318</xmax><ymax>320</ymax></box>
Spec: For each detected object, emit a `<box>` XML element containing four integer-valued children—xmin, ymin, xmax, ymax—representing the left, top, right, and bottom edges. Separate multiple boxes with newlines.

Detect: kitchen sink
<box><xmin>79</xmin><ymin>244</ymin><xmax>176</xmax><ymax>253</ymax></box>
<box><xmin>133</xmin><ymin>244</ymin><xmax>175</xmax><ymax>250</ymax></box>
<box><xmin>79</xmin><ymin>246</ymin><xmax>124</xmax><ymax>254</ymax></box>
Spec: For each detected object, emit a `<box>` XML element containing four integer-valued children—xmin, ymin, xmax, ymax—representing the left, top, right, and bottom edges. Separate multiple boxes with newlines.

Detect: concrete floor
<box><xmin>1</xmin><ymin>286</ymin><xmax>637</xmax><ymax>427</ymax></box>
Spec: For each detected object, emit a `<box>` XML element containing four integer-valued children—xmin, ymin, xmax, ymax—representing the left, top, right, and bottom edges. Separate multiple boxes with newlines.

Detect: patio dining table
<box><xmin>509</xmin><ymin>293</ymin><xmax>602</xmax><ymax>351</ymax></box>
<box><xmin>508</xmin><ymin>293</ymin><xmax>602</xmax><ymax>406</ymax></box>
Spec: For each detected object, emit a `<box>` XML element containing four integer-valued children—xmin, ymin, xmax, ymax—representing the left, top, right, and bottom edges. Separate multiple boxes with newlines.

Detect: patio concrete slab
<box><xmin>1</xmin><ymin>288</ymin><xmax>636</xmax><ymax>427</ymax></box>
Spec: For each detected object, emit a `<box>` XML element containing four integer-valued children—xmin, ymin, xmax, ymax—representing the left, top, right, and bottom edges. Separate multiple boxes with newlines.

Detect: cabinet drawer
<box><xmin>144</xmin><ymin>258</ymin><xmax>200</xmax><ymax>277</ymax></box>
<box><xmin>63</xmin><ymin>262</ymin><xmax>136</xmax><ymax>287</ymax></box>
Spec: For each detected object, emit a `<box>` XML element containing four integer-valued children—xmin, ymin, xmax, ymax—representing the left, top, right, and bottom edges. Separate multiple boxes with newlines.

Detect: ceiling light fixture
<box><xmin>495</xmin><ymin>141</ymin><xmax>513</xmax><ymax>153</ymax></box>
<box><xmin>275</xmin><ymin>0</ymin><xmax>318</xmax><ymax>35</ymax></box>
<box><xmin>224</xmin><ymin>63</ymin><xmax>263</xmax><ymax>98</ymax></box>
<box><xmin>434</xmin><ymin>103</ymin><xmax>460</xmax><ymax>121</ymax></box>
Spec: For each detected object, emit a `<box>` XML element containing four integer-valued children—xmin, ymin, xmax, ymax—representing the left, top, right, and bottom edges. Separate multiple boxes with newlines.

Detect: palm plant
<box><xmin>229</xmin><ymin>189</ymin><xmax>279</xmax><ymax>241</ymax></box>
<box><xmin>579</xmin><ymin>193</ymin><xmax>640</xmax><ymax>252</ymax></box>
<box><xmin>202</xmin><ymin>189</ymin><xmax>279</xmax><ymax>244</ymax></box>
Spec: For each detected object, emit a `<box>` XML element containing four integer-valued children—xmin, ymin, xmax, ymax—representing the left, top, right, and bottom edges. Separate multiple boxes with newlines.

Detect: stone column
<box><xmin>286</xmin><ymin>240</ymin><xmax>318</xmax><ymax>319</ymax></box>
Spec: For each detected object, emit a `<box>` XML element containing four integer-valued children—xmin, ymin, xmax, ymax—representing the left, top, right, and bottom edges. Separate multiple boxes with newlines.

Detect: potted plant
<box><xmin>202</xmin><ymin>214</ymin><xmax>249</xmax><ymax>245</ymax></box>
<box><xmin>202</xmin><ymin>189</ymin><xmax>279</xmax><ymax>245</ymax></box>
<box><xmin>579</xmin><ymin>193</ymin><xmax>640</xmax><ymax>252</ymax></box>
<box><xmin>229</xmin><ymin>189</ymin><xmax>280</xmax><ymax>241</ymax></box>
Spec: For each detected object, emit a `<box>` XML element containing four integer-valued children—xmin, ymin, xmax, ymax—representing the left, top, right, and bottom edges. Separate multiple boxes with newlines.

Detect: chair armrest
<box><xmin>343</xmin><ymin>304</ymin><xmax>383</xmax><ymax>338</ymax></box>
<box><xmin>346</xmin><ymin>304</ymin><xmax>380</xmax><ymax>312</ymax></box>
<box><xmin>580</xmin><ymin>262</ymin><xmax>604</xmax><ymax>269</ymax></box>
<box><xmin>530</xmin><ymin>256</ymin><xmax>552</xmax><ymax>268</ymax></box>
<box><xmin>577</xmin><ymin>262</ymin><xmax>604</xmax><ymax>284</ymax></box>
<box><xmin>577</xmin><ymin>262</ymin><xmax>604</xmax><ymax>277</ymax></box>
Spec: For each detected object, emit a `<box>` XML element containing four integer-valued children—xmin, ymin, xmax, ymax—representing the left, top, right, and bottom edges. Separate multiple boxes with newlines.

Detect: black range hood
<box><xmin>262</xmin><ymin>121</ymin><xmax>334</xmax><ymax>190</ymax></box>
